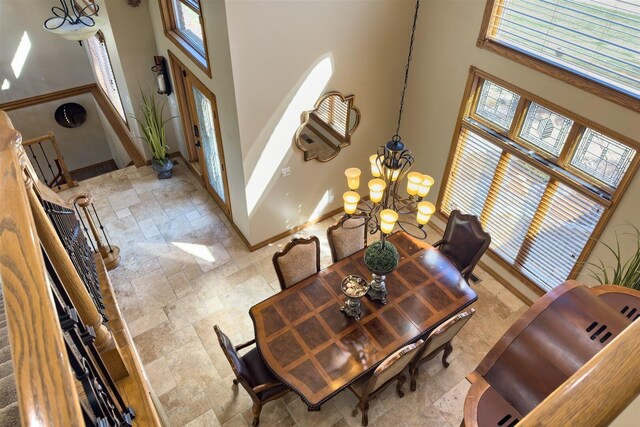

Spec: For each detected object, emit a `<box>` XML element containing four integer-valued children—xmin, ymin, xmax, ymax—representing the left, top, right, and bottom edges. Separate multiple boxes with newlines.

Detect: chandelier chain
<box><xmin>395</xmin><ymin>0</ymin><xmax>421</xmax><ymax>138</ymax></box>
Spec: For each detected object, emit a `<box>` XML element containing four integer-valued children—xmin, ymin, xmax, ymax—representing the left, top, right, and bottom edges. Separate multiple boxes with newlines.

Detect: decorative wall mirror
<box><xmin>295</xmin><ymin>91</ymin><xmax>360</xmax><ymax>162</ymax></box>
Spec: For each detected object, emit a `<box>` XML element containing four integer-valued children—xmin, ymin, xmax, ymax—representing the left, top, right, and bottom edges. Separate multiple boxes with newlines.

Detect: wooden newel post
<box><xmin>27</xmin><ymin>188</ymin><xmax>130</xmax><ymax>380</ymax></box>
<box><xmin>71</xmin><ymin>193</ymin><xmax>121</xmax><ymax>270</ymax></box>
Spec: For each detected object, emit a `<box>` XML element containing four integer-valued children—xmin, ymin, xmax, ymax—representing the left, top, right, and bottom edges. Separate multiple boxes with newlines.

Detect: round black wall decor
<box><xmin>54</xmin><ymin>103</ymin><xmax>87</xmax><ymax>128</ymax></box>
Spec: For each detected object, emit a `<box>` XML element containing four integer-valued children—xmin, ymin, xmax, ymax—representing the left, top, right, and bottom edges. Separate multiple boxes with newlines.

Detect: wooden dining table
<box><xmin>249</xmin><ymin>231</ymin><xmax>477</xmax><ymax>409</ymax></box>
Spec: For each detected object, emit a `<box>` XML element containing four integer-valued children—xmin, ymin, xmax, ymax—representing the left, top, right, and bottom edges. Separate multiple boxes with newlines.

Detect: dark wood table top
<box><xmin>249</xmin><ymin>232</ymin><xmax>477</xmax><ymax>407</ymax></box>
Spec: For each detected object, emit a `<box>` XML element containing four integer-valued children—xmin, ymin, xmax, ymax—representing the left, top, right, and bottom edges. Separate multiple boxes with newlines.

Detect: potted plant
<box><xmin>364</xmin><ymin>240</ymin><xmax>400</xmax><ymax>275</ymax></box>
<box><xmin>363</xmin><ymin>239</ymin><xmax>400</xmax><ymax>305</ymax></box>
<box><xmin>132</xmin><ymin>89</ymin><xmax>176</xmax><ymax>179</ymax></box>
<box><xmin>585</xmin><ymin>223</ymin><xmax>640</xmax><ymax>290</ymax></box>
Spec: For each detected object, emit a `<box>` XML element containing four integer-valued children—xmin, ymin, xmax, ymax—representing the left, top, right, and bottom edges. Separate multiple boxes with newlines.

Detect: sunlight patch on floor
<box><xmin>171</xmin><ymin>242</ymin><xmax>215</xmax><ymax>262</ymax></box>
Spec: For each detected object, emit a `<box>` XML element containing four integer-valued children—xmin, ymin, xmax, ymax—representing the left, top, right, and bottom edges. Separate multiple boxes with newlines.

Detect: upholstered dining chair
<box><xmin>408</xmin><ymin>308</ymin><xmax>475</xmax><ymax>391</ymax></box>
<box><xmin>327</xmin><ymin>215</ymin><xmax>367</xmax><ymax>263</ymax></box>
<box><xmin>272</xmin><ymin>235</ymin><xmax>320</xmax><ymax>291</ymax></box>
<box><xmin>214</xmin><ymin>325</ymin><xmax>290</xmax><ymax>427</ymax></box>
<box><xmin>434</xmin><ymin>210</ymin><xmax>491</xmax><ymax>281</ymax></box>
<box><xmin>348</xmin><ymin>339</ymin><xmax>425</xmax><ymax>426</ymax></box>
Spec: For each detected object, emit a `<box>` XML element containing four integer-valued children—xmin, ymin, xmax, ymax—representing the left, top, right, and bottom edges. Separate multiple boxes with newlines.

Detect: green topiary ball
<box><xmin>364</xmin><ymin>241</ymin><xmax>400</xmax><ymax>275</ymax></box>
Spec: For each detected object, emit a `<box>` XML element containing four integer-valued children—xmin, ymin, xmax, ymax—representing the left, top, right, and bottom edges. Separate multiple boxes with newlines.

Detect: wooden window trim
<box><xmin>477</xmin><ymin>0</ymin><xmax>640</xmax><ymax>114</ymax></box>
<box><xmin>158</xmin><ymin>0</ymin><xmax>212</xmax><ymax>78</ymax></box>
<box><xmin>87</xmin><ymin>31</ymin><xmax>129</xmax><ymax>128</ymax></box>
<box><xmin>436</xmin><ymin>66</ymin><xmax>640</xmax><ymax>294</ymax></box>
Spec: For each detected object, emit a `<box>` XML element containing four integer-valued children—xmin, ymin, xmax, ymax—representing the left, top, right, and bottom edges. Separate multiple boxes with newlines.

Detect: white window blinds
<box><xmin>441</xmin><ymin>72</ymin><xmax>637</xmax><ymax>291</ymax></box>
<box><xmin>86</xmin><ymin>34</ymin><xmax>126</xmax><ymax>121</ymax></box>
<box><xmin>487</xmin><ymin>0</ymin><xmax>640</xmax><ymax>99</ymax></box>
<box><xmin>316</xmin><ymin>95</ymin><xmax>350</xmax><ymax>138</ymax></box>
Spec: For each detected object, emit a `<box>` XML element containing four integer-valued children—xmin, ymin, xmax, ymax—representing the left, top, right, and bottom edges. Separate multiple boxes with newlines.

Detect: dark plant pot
<box><xmin>151</xmin><ymin>157</ymin><xmax>173</xmax><ymax>179</ymax></box>
<box><xmin>364</xmin><ymin>241</ymin><xmax>400</xmax><ymax>275</ymax></box>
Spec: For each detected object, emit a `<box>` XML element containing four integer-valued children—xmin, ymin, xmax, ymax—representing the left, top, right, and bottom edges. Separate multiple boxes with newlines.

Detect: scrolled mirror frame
<box><xmin>295</xmin><ymin>91</ymin><xmax>361</xmax><ymax>163</ymax></box>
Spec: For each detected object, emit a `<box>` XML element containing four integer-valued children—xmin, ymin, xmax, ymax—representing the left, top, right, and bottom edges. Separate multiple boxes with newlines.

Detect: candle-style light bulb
<box><xmin>417</xmin><ymin>175</ymin><xmax>434</xmax><ymax>198</ymax></box>
<box><xmin>369</xmin><ymin>155</ymin><xmax>382</xmax><ymax>177</ymax></box>
<box><xmin>416</xmin><ymin>201</ymin><xmax>435</xmax><ymax>225</ymax></box>
<box><xmin>380</xmin><ymin>209</ymin><xmax>399</xmax><ymax>234</ymax></box>
<box><xmin>343</xmin><ymin>191</ymin><xmax>360</xmax><ymax>214</ymax></box>
<box><xmin>407</xmin><ymin>172</ymin><xmax>423</xmax><ymax>196</ymax></box>
<box><xmin>368</xmin><ymin>179</ymin><xmax>386</xmax><ymax>203</ymax></box>
<box><xmin>345</xmin><ymin>168</ymin><xmax>361</xmax><ymax>190</ymax></box>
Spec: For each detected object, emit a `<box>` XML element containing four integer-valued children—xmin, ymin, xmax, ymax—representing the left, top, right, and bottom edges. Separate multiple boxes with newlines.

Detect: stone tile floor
<box><xmin>61</xmin><ymin>163</ymin><xmax>528</xmax><ymax>427</ymax></box>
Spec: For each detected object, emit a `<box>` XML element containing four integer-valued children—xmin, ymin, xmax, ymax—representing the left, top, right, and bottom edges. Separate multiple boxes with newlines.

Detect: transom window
<box><xmin>440</xmin><ymin>68</ymin><xmax>638</xmax><ymax>292</ymax></box>
<box><xmin>85</xmin><ymin>32</ymin><xmax>126</xmax><ymax>121</ymax></box>
<box><xmin>159</xmin><ymin>0</ymin><xmax>210</xmax><ymax>76</ymax></box>
<box><xmin>478</xmin><ymin>0</ymin><xmax>640</xmax><ymax>112</ymax></box>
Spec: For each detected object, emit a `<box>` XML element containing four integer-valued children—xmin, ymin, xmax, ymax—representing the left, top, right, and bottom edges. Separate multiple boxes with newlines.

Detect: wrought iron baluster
<box><xmin>38</xmin><ymin>141</ymin><xmax>60</xmax><ymax>190</ymax></box>
<box><xmin>28</xmin><ymin>145</ymin><xmax>46</xmax><ymax>183</ymax></box>
<box><xmin>91</xmin><ymin>203</ymin><xmax>114</xmax><ymax>253</ymax></box>
<box><xmin>47</xmin><ymin>252</ymin><xmax>134</xmax><ymax>425</ymax></box>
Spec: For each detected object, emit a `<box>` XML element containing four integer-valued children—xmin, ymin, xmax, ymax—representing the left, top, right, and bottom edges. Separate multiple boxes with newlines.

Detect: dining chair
<box><xmin>214</xmin><ymin>325</ymin><xmax>290</xmax><ymax>427</ymax></box>
<box><xmin>408</xmin><ymin>308</ymin><xmax>475</xmax><ymax>391</ymax></box>
<box><xmin>434</xmin><ymin>210</ymin><xmax>491</xmax><ymax>281</ymax></box>
<box><xmin>272</xmin><ymin>235</ymin><xmax>320</xmax><ymax>291</ymax></box>
<box><xmin>348</xmin><ymin>339</ymin><xmax>425</xmax><ymax>426</ymax></box>
<box><xmin>327</xmin><ymin>215</ymin><xmax>367</xmax><ymax>263</ymax></box>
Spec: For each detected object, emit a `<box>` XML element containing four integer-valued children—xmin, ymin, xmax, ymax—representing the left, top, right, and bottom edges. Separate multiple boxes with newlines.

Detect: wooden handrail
<box><xmin>21</xmin><ymin>131</ymin><xmax>76</xmax><ymax>191</ymax></box>
<box><xmin>0</xmin><ymin>110</ymin><xmax>84</xmax><ymax>425</ymax></box>
<box><xmin>520</xmin><ymin>317</ymin><xmax>640</xmax><ymax>426</ymax></box>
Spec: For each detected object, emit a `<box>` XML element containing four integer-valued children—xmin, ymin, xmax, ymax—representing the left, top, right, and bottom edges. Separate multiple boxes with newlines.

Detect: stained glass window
<box><xmin>475</xmin><ymin>80</ymin><xmax>521</xmax><ymax>130</ymax></box>
<box><xmin>519</xmin><ymin>103</ymin><xmax>573</xmax><ymax>156</ymax></box>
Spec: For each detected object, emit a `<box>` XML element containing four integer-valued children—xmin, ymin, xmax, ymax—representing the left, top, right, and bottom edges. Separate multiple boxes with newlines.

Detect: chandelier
<box><xmin>44</xmin><ymin>0</ymin><xmax>106</xmax><ymax>42</ymax></box>
<box><xmin>341</xmin><ymin>0</ymin><xmax>435</xmax><ymax>240</ymax></box>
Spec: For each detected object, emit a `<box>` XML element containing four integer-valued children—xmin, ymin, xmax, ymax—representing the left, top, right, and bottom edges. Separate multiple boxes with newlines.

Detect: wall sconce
<box><xmin>152</xmin><ymin>56</ymin><xmax>172</xmax><ymax>96</ymax></box>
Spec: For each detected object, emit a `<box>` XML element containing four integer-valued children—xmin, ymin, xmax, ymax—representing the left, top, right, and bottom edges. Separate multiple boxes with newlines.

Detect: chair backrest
<box><xmin>214</xmin><ymin>325</ymin><xmax>255</xmax><ymax>390</ymax></box>
<box><xmin>438</xmin><ymin>210</ymin><xmax>491</xmax><ymax>279</ymax></box>
<box><xmin>420</xmin><ymin>309</ymin><xmax>475</xmax><ymax>358</ymax></box>
<box><xmin>272</xmin><ymin>235</ymin><xmax>320</xmax><ymax>291</ymax></box>
<box><xmin>366</xmin><ymin>339</ymin><xmax>425</xmax><ymax>394</ymax></box>
<box><xmin>327</xmin><ymin>215</ymin><xmax>367</xmax><ymax>262</ymax></box>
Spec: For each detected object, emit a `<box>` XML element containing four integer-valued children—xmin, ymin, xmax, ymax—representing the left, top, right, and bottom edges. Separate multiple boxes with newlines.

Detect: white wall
<box><xmin>7</xmin><ymin>93</ymin><xmax>114</xmax><ymax>171</ymax></box>
<box><xmin>0</xmin><ymin>0</ymin><xmax>95</xmax><ymax>103</ymax></box>
<box><xmin>225</xmin><ymin>0</ymin><xmax>415</xmax><ymax>244</ymax></box>
<box><xmin>402</xmin><ymin>0</ymin><xmax>640</xmax><ymax>301</ymax></box>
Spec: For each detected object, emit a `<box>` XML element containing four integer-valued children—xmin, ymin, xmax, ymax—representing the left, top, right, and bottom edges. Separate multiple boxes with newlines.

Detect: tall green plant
<box><xmin>131</xmin><ymin>89</ymin><xmax>175</xmax><ymax>164</ymax></box>
<box><xmin>585</xmin><ymin>223</ymin><xmax>640</xmax><ymax>289</ymax></box>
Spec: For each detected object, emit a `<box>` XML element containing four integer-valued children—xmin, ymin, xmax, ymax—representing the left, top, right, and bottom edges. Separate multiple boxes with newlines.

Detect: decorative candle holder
<box><xmin>368</xmin><ymin>273</ymin><xmax>388</xmax><ymax>305</ymax></box>
<box><xmin>340</xmin><ymin>275</ymin><xmax>369</xmax><ymax>321</ymax></box>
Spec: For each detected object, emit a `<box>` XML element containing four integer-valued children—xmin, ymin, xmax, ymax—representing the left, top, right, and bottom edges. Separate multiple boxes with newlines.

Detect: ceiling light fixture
<box><xmin>341</xmin><ymin>0</ymin><xmax>434</xmax><ymax>241</ymax></box>
<box><xmin>44</xmin><ymin>0</ymin><xmax>106</xmax><ymax>42</ymax></box>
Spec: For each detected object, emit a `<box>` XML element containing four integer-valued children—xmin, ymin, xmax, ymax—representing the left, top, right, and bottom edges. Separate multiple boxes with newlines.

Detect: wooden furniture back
<box><xmin>251</xmin><ymin>232</ymin><xmax>477</xmax><ymax>407</ymax></box>
<box><xmin>464</xmin><ymin>280</ymin><xmax>640</xmax><ymax>426</ymax></box>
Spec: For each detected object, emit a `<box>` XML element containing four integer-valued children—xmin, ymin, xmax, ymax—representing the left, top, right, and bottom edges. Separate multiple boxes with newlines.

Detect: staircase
<box><xmin>0</xmin><ymin>288</ymin><xmax>20</xmax><ymax>426</ymax></box>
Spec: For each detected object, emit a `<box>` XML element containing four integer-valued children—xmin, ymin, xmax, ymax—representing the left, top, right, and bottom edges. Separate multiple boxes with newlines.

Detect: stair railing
<box><xmin>0</xmin><ymin>111</ymin><xmax>84</xmax><ymax>425</ymax></box>
<box><xmin>22</xmin><ymin>131</ymin><xmax>77</xmax><ymax>191</ymax></box>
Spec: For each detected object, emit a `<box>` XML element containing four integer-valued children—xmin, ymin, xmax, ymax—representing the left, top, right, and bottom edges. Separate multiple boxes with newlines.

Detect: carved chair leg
<box><xmin>252</xmin><ymin>402</ymin><xmax>262</xmax><ymax>427</ymax></box>
<box><xmin>409</xmin><ymin>365</ymin><xmax>418</xmax><ymax>392</ymax></box>
<box><xmin>359</xmin><ymin>400</ymin><xmax>370</xmax><ymax>427</ymax></box>
<box><xmin>396</xmin><ymin>373</ymin><xmax>406</xmax><ymax>398</ymax></box>
<box><xmin>442</xmin><ymin>342</ymin><xmax>453</xmax><ymax>368</ymax></box>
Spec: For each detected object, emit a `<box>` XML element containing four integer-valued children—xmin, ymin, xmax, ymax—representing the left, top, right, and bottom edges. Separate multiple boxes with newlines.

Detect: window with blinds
<box><xmin>316</xmin><ymin>94</ymin><xmax>350</xmax><ymax>138</ymax></box>
<box><xmin>159</xmin><ymin>0</ymin><xmax>209</xmax><ymax>74</ymax></box>
<box><xmin>86</xmin><ymin>33</ymin><xmax>126</xmax><ymax>121</ymax></box>
<box><xmin>441</xmin><ymin>69</ymin><xmax>638</xmax><ymax>291</ymax></box>
<box><xmin>478</xmin><ymin>0</ymin><xmax>640</xmax><ymax>111</ymax></box>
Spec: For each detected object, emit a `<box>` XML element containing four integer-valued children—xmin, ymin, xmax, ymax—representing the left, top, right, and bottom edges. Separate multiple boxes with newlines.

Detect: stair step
<box><xmin>0</xmin><ymin>360</ymin><xmax>12</xmax><ymax>379</ymax></box>
<box><xmin>0</xmin><ymin>375</ymin><xmax>17</xmax><ymax>409</ymax></box>
<box><xmin>0</xmin><ymin>402</ymin><xmax>20</xmax><ymax>427</ymax></box>
<box><xmin>0</xmin><ymin>346</ymin><xmax>9</xmax><ymax>365</ymax></box>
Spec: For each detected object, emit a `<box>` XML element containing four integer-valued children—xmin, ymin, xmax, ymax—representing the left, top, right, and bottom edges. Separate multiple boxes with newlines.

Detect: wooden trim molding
<box><xmin>158</xmin><ymin>0</ymin><xmax>212</xmax><ymax>78</ymax></box>
<box><xmin>519</xmin><ymin>316</ymin><xmax>640</xmax><ymax>425</ymax></box>
<box><xmin>476</xmin><ymin>0</ymin><xmax>640</xmax><ymax>113</ymax></box>
<box><xmin>0</xmin><ymin>84</ymin><xmax>146</xmax><ymax>167</ymax></box>
<box><xmin>0</xmin><ymin>84</ymin><xmax>96</xmax><ymax>111</ymax></box>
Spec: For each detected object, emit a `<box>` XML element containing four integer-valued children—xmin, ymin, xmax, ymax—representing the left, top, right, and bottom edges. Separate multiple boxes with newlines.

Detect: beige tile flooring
<box><xmin>61</xmin><ymin>163</ymin><xmax>527</xmax><ymax>427</ymax></box>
